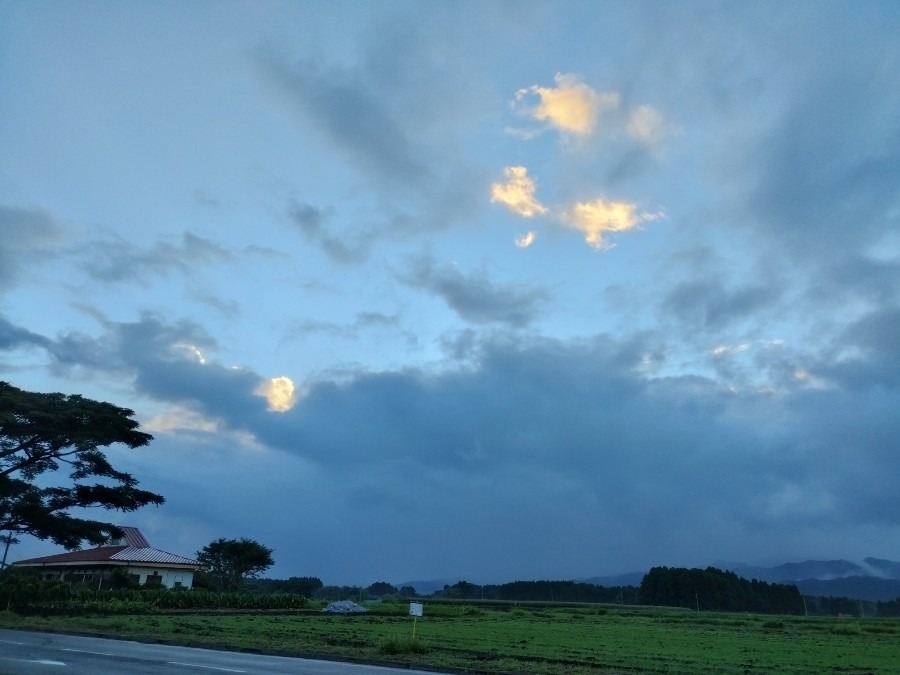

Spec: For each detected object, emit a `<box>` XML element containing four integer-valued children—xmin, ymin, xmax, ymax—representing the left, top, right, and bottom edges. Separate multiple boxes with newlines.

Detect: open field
<box><xmin>2</xmin><ymin>602</ymin><xmax>899</xmax><ymax>674</ymax></box>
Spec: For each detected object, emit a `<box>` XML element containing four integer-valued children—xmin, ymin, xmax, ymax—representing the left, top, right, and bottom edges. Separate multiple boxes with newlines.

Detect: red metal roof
<box><xmin>121</xmin><ymin>526</ymin><xmax>151</xmax><ymax>548</ymax></box>
<box><xmin>14</xmin><ymin>546</ymin><xmax>126</xmax><ymax>564</ymax></box>
<box><xmin>13</xmin><ymin>527</ymin><xmax>201</xmax><ymax>568</ymax></box>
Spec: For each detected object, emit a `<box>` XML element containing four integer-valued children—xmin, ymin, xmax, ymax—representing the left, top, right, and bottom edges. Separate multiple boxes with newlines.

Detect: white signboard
<box><xmin>409</xmin><ymin>601</ymin><xmax>424</xmax><ymax>617</ymax></box>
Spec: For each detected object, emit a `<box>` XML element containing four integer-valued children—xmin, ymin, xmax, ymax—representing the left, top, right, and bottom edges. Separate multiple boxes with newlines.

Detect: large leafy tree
<box><xmin>0</xmin><ymin>381</ymin><xmax>164</xmax><ymax>549</ymax></box>
<box><xmin>196</xmin><ymin>538</ymin><xmax>274</xmax><ymax>592</ymax></box>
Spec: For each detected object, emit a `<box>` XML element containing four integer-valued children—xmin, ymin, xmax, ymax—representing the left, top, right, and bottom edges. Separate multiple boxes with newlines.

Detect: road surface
<box><xmin>0</xmin><ymin>629</ymin><xmax>437</xmax><ymax>675</ymax></box>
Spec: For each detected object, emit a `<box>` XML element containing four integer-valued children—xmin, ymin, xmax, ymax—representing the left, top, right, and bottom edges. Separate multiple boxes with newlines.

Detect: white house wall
<box><xmin>126</xmin><ymin>566</ymin><xmax>195</xmax><ymax>589</ymax></box>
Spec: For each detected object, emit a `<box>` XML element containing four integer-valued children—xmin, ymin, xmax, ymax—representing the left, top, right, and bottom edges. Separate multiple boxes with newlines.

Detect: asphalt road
<box><xmin>0</xmin><ymin>630</ymin><xmax>437</xmax><ymax>675</ymax></box>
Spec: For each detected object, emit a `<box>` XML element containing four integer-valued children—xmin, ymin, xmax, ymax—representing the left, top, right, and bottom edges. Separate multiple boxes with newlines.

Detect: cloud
<box><xmin>401</xmin><ymin>258</ymin><xmax>548</xmax><ymax>327</ymax></box>
<box><xmin>0</xmin><ymin>312</ymin><xmax>269</xmax><ymax>420</ymax></box>
<box><xmin>626</xmin><ymin>105</ymin><xmax>666</xmax><ymax>144</ymax></box>
<box><xmin>561</xmin><ymin>198</ymin><xmax>659</xmax><ymax>249</ymax></box>
<box><xmin>288</xmin><ymin>312</ymin><xmax>408</xmax><ymax>342</ymax></box>
<box><xmin>286</xmin><ymin>201</ymin><xmax>372</xmax><ymax>264</ymax></box>
<box><xmin>255</xmin><ymin>376</ymin><xmax>298</xmax><ymax>412</ymax></box>
<box><xmin>490</xmin><ymin>166</ymin><xmax>548</xmax><ymax>218</ymax></box>
<box><xmin>81</xmin><ymin>233</ymin><xmax>231</xmax><ymax>284</ymax></box>
<box><xmin>5</xmin><ymin>308</ymin><xmax>899</xmax><ymax>581</ymax></box>
<box><xmin>258</xmin><ymin>53</ymin><xmax>429</xmax><ymax>186</ymax></box>
<box><xmin>662</xmin><ymin>279</ymin><xmax>780</xmax><ymax>331</ymax></box>
<box><xmin>515</xmin><ymin>232</ymin><xmax>536</xmax><ymax>248</ymax></box>
<box><xmin>514</xmin><ymin>73</ymin><xmax>619</xmax><ymax>138</ymax></box>
<box><xmin>0</xmin><ymin>205</ymin><xmax>64</xmax><ymax>291</ymax></box>
<box><xmin>243</xmin><ymin>331</ymin><xmax>900</xmax><ymax>578</ymax></box>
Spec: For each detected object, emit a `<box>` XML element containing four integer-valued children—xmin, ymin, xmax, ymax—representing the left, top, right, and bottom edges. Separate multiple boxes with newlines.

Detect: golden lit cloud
<box><xmin>491</xmin><ymin>166</ymin><xmax>548</xmax><ymax>217</ymax></box>
<box><xmin>255</xmin><ymin>376</ymin><xmax>297</xmax><ymax>412</ymax></box>
<box><xmin>515</xmin><ymin>231</ymin><xmax>536</xmax><ymax>248</ymax></box>
<box><xmin>626</xmin><ymin>105</ymin><xmax>665</xmax><ymax>144</ymax></box>
<box><xmin>562</xmin><ymin>198</ymin><xmax>656</xmax><ymax>249</ymax></box>
<box><xmin>515</xmin><ymin>73</ymin><xmax>619</xmax><ymax>137</ymax></box>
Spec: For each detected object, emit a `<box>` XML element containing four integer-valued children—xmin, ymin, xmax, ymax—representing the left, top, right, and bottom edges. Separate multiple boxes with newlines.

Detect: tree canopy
<box><xmin>0</xmin><ymin>381</ymin><xmax>164</xmax><ymax>549</ymax></box>
<box><xmin>196</xmin><ymin>537</ymin><xmax>274</xmax><ymax>592</ymax></box>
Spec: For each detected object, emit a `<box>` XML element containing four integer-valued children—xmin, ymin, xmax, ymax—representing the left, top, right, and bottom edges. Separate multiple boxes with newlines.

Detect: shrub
<box><xmin>378</xmin><ymin>637</ymin><xmax>429</xmax><ymax>655</ymax></box>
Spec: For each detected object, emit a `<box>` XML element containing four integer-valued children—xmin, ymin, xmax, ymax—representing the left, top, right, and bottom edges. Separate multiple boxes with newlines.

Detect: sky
<box><xmin>2</xmin><ymin>1</ymin><xmax>899</xmax><ymax>587</ymax></box>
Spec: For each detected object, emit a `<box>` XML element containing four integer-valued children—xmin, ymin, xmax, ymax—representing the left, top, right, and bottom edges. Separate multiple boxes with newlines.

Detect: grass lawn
<box><xmin>2</xmin><ymin>602</ymin><xmax>898</xmax><ymax>674</ymax></box>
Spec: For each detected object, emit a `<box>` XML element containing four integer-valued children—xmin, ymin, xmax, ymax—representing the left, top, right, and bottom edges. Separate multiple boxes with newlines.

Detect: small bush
<box><xmin>378</xmin><ymin>637</ymin><xmax>429</xmax><ymax>655</ymax></box>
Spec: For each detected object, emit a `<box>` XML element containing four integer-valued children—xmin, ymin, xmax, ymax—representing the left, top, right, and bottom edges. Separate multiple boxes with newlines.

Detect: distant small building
<box><xmin>12</xmin><ymin>527</ymin><xmax>203</xmax><ymax>590</ymax></box>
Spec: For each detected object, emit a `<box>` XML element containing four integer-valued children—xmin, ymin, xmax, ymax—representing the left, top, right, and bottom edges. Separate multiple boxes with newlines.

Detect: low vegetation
<box><xmin>2</xmin><ymin>598</ymin><xmax>899</xmax><ymax>674</ymax></box>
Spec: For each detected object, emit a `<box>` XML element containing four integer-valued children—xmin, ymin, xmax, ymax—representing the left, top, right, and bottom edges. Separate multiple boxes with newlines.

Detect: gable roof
<box><xmin>13</xmin><ymin>527</ymin><xmax>202</xmax><ymax>569</ymax></box>
<box><xmin>119</xmin><ymin>526</ymin><xmax>151</xmax><ymax>548</ymax></box>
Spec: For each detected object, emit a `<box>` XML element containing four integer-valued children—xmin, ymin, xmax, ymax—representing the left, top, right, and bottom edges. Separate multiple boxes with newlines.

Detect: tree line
<box><xmin>639</xmin><ymin>566</ymin><xmax>804</xmax><ymax>614</ymax></box>
<box><xmin>433</xmin><ymin>579</ymin><xmax>640</xmax><ymax>604</ymax></box>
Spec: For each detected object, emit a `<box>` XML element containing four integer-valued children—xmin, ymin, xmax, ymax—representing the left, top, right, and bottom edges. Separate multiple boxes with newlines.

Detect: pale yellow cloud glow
<box><xmin>516</xmin><ymin>73</ymin><xmax>619</xmax><ymax>137</ymax></box>
<box><xmin>145</xmin><ymin>408</ymin><xmax>265</xmax><ymax>451</ymax></box>
<box><xmin>491</xmin><ymin>166</ymin><xmax>548</xmax><ymax>217</ymax></box>
<box><xmin>515</xmin><ymin>231</ymin><xmax>536</xmax><ymax>248</ymax></box>
<box><xmin>626</xmin><ymin>105</ymin><xmax>665</xmax><ymax>144</ymax></box>
<box><xmin>713</xmin><ymin>343</ymin><xmax>751</xmax><ymax>356</ymax></box>
<box><xmin>255</xmin><ymin>376</ymin><xmax>297</xmax><ymax>412</ymax></box>
<box><xmin>562</xmin><ymin>198</ymin><xmax>653</xmax><ymax>249</ymax></box>
<box><xmin>173</xmin><ymin>343</ymin><xmax>206</xmax><ymax>364</ymax></box>
<box><xmin>145</xmin><ymin>408</ymin><xmax>219</xmax><ymax>434</ymax></box>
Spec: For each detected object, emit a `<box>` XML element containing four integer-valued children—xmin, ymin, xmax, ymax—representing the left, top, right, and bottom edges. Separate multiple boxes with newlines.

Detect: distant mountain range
<box><xmin>400</xmin><ymin>557</ymin><xmax>900</xmax><ymax>602</ymax></box>
<box><xmin>720</xmin><ymin>557</ymin><xmax>900</xmax><ymax>602</ymax></box>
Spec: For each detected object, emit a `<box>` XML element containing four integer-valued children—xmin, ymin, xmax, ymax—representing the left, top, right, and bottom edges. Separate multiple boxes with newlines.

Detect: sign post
<box><xmin>409</xmin><ymin>601</ymin><xmax>424</xmax><ymax>640</ymax></box>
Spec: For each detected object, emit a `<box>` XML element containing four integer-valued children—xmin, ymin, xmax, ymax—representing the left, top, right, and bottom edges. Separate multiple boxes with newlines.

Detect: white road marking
<box><xmin>61</xmin><ymin>648</ymin><xmax>115</xmax><ymax>656</ymax></box>
<box><xmin>168</xmin><ymin>663</ymin><xmax>246</xmax><ymax>673</ymax></box>
<box><xmin>32</xmin><ymin>660</ymin><xmax>67</xmax><ymax>666</ymax></box>
<box><xmin>0</xmin><ymin>639</ymin><xmax>26</xmax><ymax>645</ymax></box>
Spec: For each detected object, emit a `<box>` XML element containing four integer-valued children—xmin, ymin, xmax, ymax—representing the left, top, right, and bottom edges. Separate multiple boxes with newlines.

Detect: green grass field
<box><xmin>2</xmin><ymin>602</ymin><xmax>898</xmax><ymax>674</ymax></box>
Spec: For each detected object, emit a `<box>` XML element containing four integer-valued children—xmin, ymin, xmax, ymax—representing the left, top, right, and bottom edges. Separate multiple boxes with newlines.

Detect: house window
<box><xmin>145</xmin><ymin>573</ymin><xmax>163</xmax><ymax>587</ymax></box>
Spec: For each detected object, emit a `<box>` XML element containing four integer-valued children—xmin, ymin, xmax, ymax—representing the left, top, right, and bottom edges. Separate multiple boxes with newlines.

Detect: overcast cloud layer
<box><xmin>1</xmin><ymin>1</ymin><xmax>899</xmax><ymax>585</ymax></box>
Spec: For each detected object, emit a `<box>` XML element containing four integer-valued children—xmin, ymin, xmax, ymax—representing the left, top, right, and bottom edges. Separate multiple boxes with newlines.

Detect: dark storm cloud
<box><xmin>401</xmin><ymin>258</ymin><xmax>548</xmax><ymax>328</ymax></box>
<box><xmin>0</xmin><ymin>205</ymin><xmax>64</xmax><ymax>291</ymax></box>
<box><xmin>661</xmin><ymin>277</ymin><xmax>778</xmax><ymax>331</ymax></box>
<box><xmin>0</xmin><ymin>313</ymin><xmax>265</xmax><ymax>417</ymax></box>
<box><xmin>80</xmin><ymin>232</ymin><xmax>231</xmax><ymax>284</ymax></box>
<box><xmin>259</xmin><ymin>54</ymin><xmax>429</xmax><ymax>186</ymax></box>
<box><xmin>808</xmin><ymin>256</ymin><xmax>900</xmax><ymax>309</ymax></box>
<box><xmin>223</xmin><ymin>330</ymin><xmax>900</xmax><ymax>578</ymax></box>
<box><xmin>819</xmin><ymin>306</ymin><xmax>900</xmax><ymax>389</ymax></box>
<box><xmin>5</xmin><ymin>309</ymin><xmax>898</xmax><ymax>579</ymax></box>
<box><xmin>0</xmin><ymin>315</ymin><xmax>52</xmax><ymax>351</ymax></box>
<box><xmin>286</xmin><ymin>201</ymin><xmax>372</xmax><ymax>264</ymax></box>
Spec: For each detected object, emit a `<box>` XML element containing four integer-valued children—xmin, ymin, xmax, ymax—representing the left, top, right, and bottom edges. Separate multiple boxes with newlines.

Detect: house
<box><xmin>12</xmin><ymin>526</ymin><xmax>203</xmax><ymax>590</ymax></box>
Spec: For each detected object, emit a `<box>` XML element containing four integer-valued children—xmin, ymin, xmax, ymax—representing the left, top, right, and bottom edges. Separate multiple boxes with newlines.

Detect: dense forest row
<box><xmin>241</xmin><ymin>568</ymin><xmax>900</xmax><ymax>617</ymax></box>
<box><xmin>639</xmin><ymin>566</ymin><xmax>803</xmax><ymax>613</ymax></box>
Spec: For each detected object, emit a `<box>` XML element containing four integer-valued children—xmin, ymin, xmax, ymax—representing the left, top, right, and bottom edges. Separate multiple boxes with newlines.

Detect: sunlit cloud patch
<box><xmin>255</xmin><ymin>376</ymin><xmax>297</xmax><ymax>412</ymax></box>
<box><xmin>513</xmin><ymin>73</ymin><xmax>619</xmax><ymax>139</ymax></box>
<box><xmin>491</xmin><ymin>166</ymin><xmax>548</xmax><ymax>217</ymax></box>
<box><xmin>515</xmin><ymin>231</ymin><xmax>536</xmax><ymax>248</ymax></box>
<box><xmin>562</xmin><ymin>198</ymin><xmax>660</xmax><ymax>249</ymax></box>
